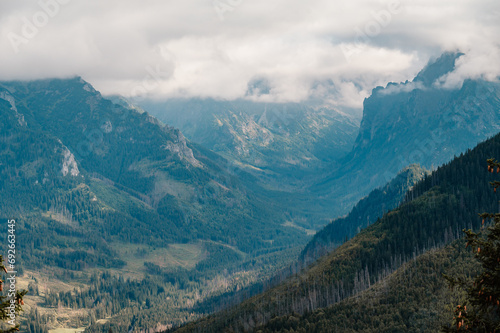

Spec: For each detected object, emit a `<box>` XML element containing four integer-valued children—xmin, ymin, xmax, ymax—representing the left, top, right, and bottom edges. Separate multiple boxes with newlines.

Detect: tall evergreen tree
<box><xmin>443</xmin><ymin>158</ymin><xmax>500</xmax><ymax>332</ymax></box>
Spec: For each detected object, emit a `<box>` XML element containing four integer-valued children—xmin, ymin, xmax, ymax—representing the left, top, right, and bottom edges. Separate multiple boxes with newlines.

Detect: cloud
<box><xmin>436</xmin><ymin>45</ymin><xmax>500</xmax><ymax>89</ymax></box>
<box><xmin>379</xmin><ymin>81</ymin><xmax>426</xmax><ymax>95</ymax></box>
<box><xmin>0</xmin><ymin>0</ymin><xmax>498</xmax><ymax>111</ymax></box>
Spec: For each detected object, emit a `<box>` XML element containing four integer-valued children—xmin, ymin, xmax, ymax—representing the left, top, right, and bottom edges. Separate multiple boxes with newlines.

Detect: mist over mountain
<box><xmin>2</xmin><ymin>0</ymin><xmax>500</xmax><ymax>331</ymax></box>
<box><xmin>137</xmin><ymin>53</ymin><xmax>500</xmax><ymax>227</ymax></box>
<box><xmin>352</xmin><ymin>52</ymin><xmax>500</xmax><ymax>174</ymax></box>
<box><xmin>309</xmin><ymin>52</ymin><xmax>500</xmax><ymax>218</ymax></box>
<box><xmin>1</xmin><ymin>50</ymin><xmax>500</xmax><ymax>332</ymax></box>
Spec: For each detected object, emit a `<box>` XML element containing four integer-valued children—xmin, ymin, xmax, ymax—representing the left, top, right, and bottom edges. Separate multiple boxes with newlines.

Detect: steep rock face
<box><xmin>311</xmin><ymin>52</ymin><xmax>500</xmax><ymax>218</ymax></box>
<box><xmin>60</xmin><ymin>147</ymin><xmax>80</xmax><ymax>177</ymax></box>
<box><xmin>0</xmin><ymin>89</ymin><xmax>26</xmax><ymax>126</ymax></box>
<box><xmin>353</xmin><ymin>52</ymin><xmax>500</xmax><ymax>176</ymax></box>
<box><xmin>163</xmin><ymin>129</ymin><xmax>203</xmax><ymax>168</ymax></box>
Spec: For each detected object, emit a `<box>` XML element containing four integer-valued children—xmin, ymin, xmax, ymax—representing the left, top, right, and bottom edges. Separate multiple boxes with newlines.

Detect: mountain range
<box><xmin>172</xmin><ymin>114</ymin><xmax>500</xmax><ymax>333</ymax></box>
<box><xmin>2</xmin><ymin>51</ymin><xmax>500</xmax><ymax>332</ymax></box>
<box><xmin>0</xmin><ymin>78</ymin><xmax>322</xmax><ymax>332</ymax></box>
<box><xmin>140</xmin><ymin>53</ymin><xmax>500</xmax><ymax>227</ymax></box>
<box><xmin>307</xmin><ymin>52</ymin><xmax>500</xmax><ymax>218</ymax></box>
<box><xmin>139</xmin><ymin>98</ymin><xmax>361</xmax><ymax>192</ymax></box>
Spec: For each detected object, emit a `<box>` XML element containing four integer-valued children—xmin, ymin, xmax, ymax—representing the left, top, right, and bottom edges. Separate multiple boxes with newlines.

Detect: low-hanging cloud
<box><xmin>436</xmin><ymin>45</ymin><xmax>500</xmax><ymax>89</ymax></box>
<box><xmin>0</xmin><ymin>0</ymin><xmax>498</xmax><ymax>111</ymax></box>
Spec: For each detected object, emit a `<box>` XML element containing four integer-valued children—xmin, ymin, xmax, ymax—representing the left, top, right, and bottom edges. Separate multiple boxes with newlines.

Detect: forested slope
<box><xmin>0</xmin><ymin>78</ymin><xmax>308</xmax><ymax>331</ymax></box>
<box><xmin>259</xmin><ymin>240</ymin><xmax>477</xmax><ymax>332</ymax></box>
<box><xmin>171</xmin><ymin>131</ymin><xmax>500</xmax><ymax>332</ymax></box>
<box><xmin>301</xmin><ymin>164</ymin><xmax>429</xmax><ymax>264</ymax></box>
<box><xmin>0</xmin><ymin>77</ymin><xmax>305</xmax><ymax>264</ymax></box>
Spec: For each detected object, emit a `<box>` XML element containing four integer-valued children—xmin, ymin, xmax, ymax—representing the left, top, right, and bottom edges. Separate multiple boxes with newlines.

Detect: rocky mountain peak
<box><xmin>413</xmin><ymin>51</ymin><xmax>464</xmax><ymax>87</ymax></box>
<box><xmin>313</xmin><ymin>52</ymin><xmax>500</xmax><ymax>219</ymax></box>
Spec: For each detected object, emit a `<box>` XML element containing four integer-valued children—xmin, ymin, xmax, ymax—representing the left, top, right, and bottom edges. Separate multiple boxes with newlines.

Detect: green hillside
<box><xmin>170</xmin><ymin>130</ymin><xmax>500</xmax><ymax>332</ymax></box>
<box><xmin>0</xmin><ymin>78</ymin><xmax>310</xmax><ymax>331</ymax></box>
<box><xmin>259</xmin><ymin>240</ymin><xmax>476</xmax><ymax>332</ymax></box>
<box><xmin>0</xmin><ymin>77</ymin><xmax>306</xmax><ymax>253</ymax></box>
<box><xmin>301</xmin><ymin>164</ymin><xmax>429</xmax><ymax>264</ymax></box>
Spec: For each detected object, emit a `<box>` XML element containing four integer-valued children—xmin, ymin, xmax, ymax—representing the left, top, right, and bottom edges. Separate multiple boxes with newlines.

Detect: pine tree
<box><xmin>443</xmin><ymin>158</ymin><xmax>500</xmax><ymax>332</ymax></box>
<box><xmin>0</xmin><ymin>255</ymin><xmax>26</xmax><ymax>332</ymax></box>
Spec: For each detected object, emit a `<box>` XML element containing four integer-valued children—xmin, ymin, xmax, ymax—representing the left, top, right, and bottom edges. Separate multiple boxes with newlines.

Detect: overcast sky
<box><xmin>1</xmin><ymin>0</ymin><xmax>499</xmax><ymax>110</ymax></box>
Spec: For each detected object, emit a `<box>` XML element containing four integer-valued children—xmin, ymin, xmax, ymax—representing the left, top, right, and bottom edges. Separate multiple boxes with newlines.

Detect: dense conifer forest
<box><xmin>170</xmin><ymin>132</ymin><xmax>500</xmax><ymax>332</ymax></box>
